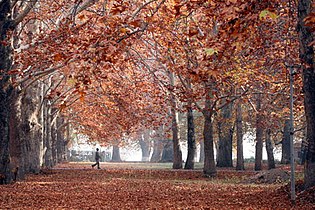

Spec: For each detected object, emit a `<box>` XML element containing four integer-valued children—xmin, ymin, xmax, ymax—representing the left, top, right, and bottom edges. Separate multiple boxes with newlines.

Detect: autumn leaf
<box><xmin>120</xmin><ymin>27</ymin><xmax>129</xmax><ymax>34</ymax></box>
<box><xmin>0</xmin><ymin>163</ymin><xmax>311</xmax><ymax>209</ymax></box>
<box><xmin>189</xmin><ymin>28</ymin><xmax>199</xmax><ymax>37</ymax></box>
<box><xmin>174</xmin><ymin>4</ymin><xmax>182</xmax><ymax>17</ymax></box>
<box><xmin>259</xmin><ymin>10</ymin><xmax>278</xmax><ymax>20</ymax></box>
<box><xmin>67</xmin><ymin>77</ymin><xmax>77</xmax><ymax>85</ymax></box>
<box><xmin>129</xmin><ymin>19</ymin><xmax>142</xmax><ymax>28</ymax></box>
<box><xmin>205</xmin><ymin>48</ymin><xmax>218</xmax><ymax>56</ymax></box>
<box><xmin>78</xmin><ymin>14</ymin><xmax>86</xmax><ymax>21</ymax></box>
<box><xmin>53</xmin><ymin>53</ymin><xmax>63</xmax><ymax>61</ymax></box>
<box><xmin>59</xmin><ymin>103</ymin><xmax>67</xmax><ymax>111</ymax></box>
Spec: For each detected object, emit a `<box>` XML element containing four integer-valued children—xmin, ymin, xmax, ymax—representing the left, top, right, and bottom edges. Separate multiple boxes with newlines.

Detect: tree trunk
<box><xmin>203</xmin><ymin>88</ymin><xmax>216</xmax><ymax>176</ymax></box>
<box><xmin>281</xmin><ymin>119</ymin><xmax>290</xmax><ymax>164</ymax></box>
<box><xmin>255</xmin><ymin>94</ymin><xmax>264</xmax><ymax>171</ymax></box>
<box><xmin>297</xmin><ymin>0</ymin><xmax>315</xmax><ymax>189</ymax></box>
<box><xmin>161</xmin><ymin>139</ymin><xmax>173</xmax><ymax>162</ymax></box>
<box><xmin>111</xmin><ymin>145</ymin><xmax>122</xmax><ymax>162</ymax></box>
<box><xmin>185</xmin><ymin>104</ymin><xmax>196</xmax><ymax>169</ymax></box>
<box><xmin>9</xmin><ymin>91</ymin><xmax>23</xmax><ymax>180</ymax></box>
<box><xmin>236</xmin><ymin>102</ymin><xmax>245</xmax><ymax>170</ymax></box>
<box><xmin>265</xmin><ymin>128</ymin><xmax>276</xmax><ymax>169</ymax></box>
<box><xmin>56</xmin><ymin>116</ymin><xmax>66</xmax><ymax>163</ymax></box>
<box><xmin>10</xmin><ymin>82</ymin><xmax>43</xmax><ymax>179</ymax></box>
<box><xmin>150</xmin><ymin>138</ymin><xmax>163</xmax><ymax>162</ymax></box>
<box><xmin>150</xmin><ymin>127</ymin><xmax>164</xmax><ymax>162</ymax></box>
<box><xmin>0</xmin><ymin>0</ymin><xmax>14</xmax><ymax>184</ymax></box>
<box><xmin>216</xmin><ymin>101</ymin><xmax>233</xmax><ymax>167</ymax></box>
<box><xmin>199</xmin><ymin>141</ymin><xmax>204</xmax><ymax>162</ymax></box>
<box><xmin>139</xmin><ymin>130</ymin><xmax>151</xmax><ymax>161</ymax></box>
<box><xmin>43</xmin><ymin>94</ymin><xmax>53</xmax><ymax>168</ymax></box>
<box><xmin>39</xmin><ymin>82</ymin><xmax>45</xmax><ymax>167</ymax></box>
<box><xmin>65</xmin><ymin>120</ymin><xmax>71</xmax><ymax>160</ymax></box>
<box><xmin>300</xmin><ymin>128</ymin><xmax>308</xmax><ymax>165</ymax></box>
<box><xmin>25</xmin><ymin>83</ymin><xmax>43</xmax><ymax>174</ymax></box>
<box><xmin>169</xmin><ymin>72</ymin><xmax>182</xmax><ymax>169</ymax></box>
<box><xmin>51</xmin><ymin>108</ymin><xmax>58</xmax><ymax>165</ymax></box>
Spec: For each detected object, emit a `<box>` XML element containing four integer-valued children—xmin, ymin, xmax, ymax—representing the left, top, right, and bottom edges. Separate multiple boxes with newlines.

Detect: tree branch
<box><xmin>12</xmin><ymin>0</ymin><xmax>38</xmax><ymax>27</ymax></box>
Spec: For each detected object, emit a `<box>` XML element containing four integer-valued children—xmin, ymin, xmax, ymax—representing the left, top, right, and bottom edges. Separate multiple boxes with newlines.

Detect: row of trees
<box><xmin>0</xmin><ymin>0</ymin><xmax>314</xmax><ymax>190</ymax></box>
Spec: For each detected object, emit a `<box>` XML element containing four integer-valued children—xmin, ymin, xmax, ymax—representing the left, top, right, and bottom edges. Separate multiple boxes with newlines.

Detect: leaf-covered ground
<box><xmin>0</xmin><ymin>163</ymin><xmax>314</xmax><ymax>209</ymax></box>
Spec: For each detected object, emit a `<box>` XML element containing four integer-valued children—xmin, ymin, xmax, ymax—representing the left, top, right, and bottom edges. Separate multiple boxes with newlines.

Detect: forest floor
<box><xmin>0</xmin><ymin>162</ymin><xmax>314</xmax><ymax>209</ymax></box>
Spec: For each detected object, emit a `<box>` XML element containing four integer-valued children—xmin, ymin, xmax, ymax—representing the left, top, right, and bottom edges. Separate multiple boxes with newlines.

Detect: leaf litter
<box><xmin>0</xmin><ymin>163</ymin><xmax>314</xmax><ymax>209</ymax></box>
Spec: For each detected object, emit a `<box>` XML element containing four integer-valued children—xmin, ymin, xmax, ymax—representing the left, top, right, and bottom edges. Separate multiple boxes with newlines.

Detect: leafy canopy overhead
<box><xmin>12</xmin><ymin>0</ymin><xmax>301</xmax><ymax>142</ymax></box>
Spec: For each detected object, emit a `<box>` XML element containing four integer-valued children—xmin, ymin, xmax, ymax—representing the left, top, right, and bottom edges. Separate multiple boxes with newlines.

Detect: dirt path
<box><xmin>0</xmin><ymin>163</ymin><xmax>313</xmax><ymax>209</ymax></box>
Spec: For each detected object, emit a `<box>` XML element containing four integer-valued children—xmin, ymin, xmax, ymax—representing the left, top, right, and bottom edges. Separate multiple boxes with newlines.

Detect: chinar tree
<box><xmin>0</xmin><ymin>0</ymin><xmax>14</xmax><ymax>184</ymax></box>
<box><xmin>297</xmin><ymin>0</ymin><xmax>315</xmax><ymax>189</ymax></box>
<box><xmin>0</xmin><ymin>0</ymin><xmax>39</xmax><ymax>183</ymax></box>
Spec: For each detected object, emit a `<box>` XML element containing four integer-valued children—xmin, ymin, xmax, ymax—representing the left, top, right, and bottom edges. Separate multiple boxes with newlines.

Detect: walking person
<box><xmin>92</xmin><ymin>148</ymin><xmax>101</xmax><ymax>169</ymax></box>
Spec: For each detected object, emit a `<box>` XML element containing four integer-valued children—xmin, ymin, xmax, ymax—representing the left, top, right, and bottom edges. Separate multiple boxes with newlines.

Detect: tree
<box><xmin>139</xmin><ymin>130</ymin><xmax>151</xmax><ymax>161</ymax></box>
<box><xmin>0</xmin><ymin>0</ymin><xmax>15</xmax><ymax>184</ymax></box>
<box><xmin>2</xmin><ymin>0</ymin><xmax>310</xmax><ymax>186</ymax></box>
<box><xmin>150</xmin><ymin>127</ymin><xmax>164</xmax><ymax>162</ymax></box>
<box><xmin>111</xmin><ymin>145</ymin><xmax>122</xmax><ymax>162</ymax></box>
<box><xmin>161</xmin><ymin>139</ymin><xmax>173</xmax><ymax>162</ymax></box>
<box><xmin>236</xmin><ymin>102</ymin><xmax>245</xmax><ymax>170</ymax></box>
<box><xmin>255</xmin><ymin>94</ymin><xmax>264</xmax><ymax>171</ymax></box>
<box><xmin>0</xmin><ymin>0</ymin><xmax>40</xmax><ymax>183</ymax></box>
<box><xmin>297</xmin><ymin>0</ymin><xmax>315</xmax><ymax>189</ymax></box>
<box><xmin>184</xmin><ymin>99</ymin><xmax>196</xmax><ymax>169</ymax></box>
<box><xmin>202</xmin><ymin>85</ymin><xmax>217</xmax><ymax>176</ymax></box>
<box><xmin>281</xmin><ymin>119</ymin><xmax>291</xmax><ymax>164</ymax></box>
<box><xmin>265</xmin><ymin>128</ymin><xmax>276</xmax><ymax>169</ymax></box>
<box><xmin>216</xmin><ymin>99</ymin><xmax>234</xmax><ymax>168</ymax></box>
<box><xmin>169</xmin><ymin>71</ymin><xmax>183</xmax><ymax>169</ymax></box>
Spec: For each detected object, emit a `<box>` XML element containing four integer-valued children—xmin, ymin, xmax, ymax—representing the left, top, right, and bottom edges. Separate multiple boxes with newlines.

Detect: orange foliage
<box><xmin>11</xmin><ymin>0</ymin><xmax>304</xmax><ymax>144</ymax></box>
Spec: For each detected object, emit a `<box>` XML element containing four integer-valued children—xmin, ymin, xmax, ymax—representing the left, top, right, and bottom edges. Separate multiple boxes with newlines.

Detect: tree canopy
<box><xmin>0</xmin><ymin>0</ymin><xmax>314</xmax><ymax>189</ymax></box>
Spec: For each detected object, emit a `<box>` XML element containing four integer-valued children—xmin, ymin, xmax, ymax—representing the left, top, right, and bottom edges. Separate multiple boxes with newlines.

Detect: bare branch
<box><xmin>241</xmin><ymin>85</ymin><xmax>257</xmax><ymax>112</ymax></box>
<box><xmin>12</xmin><ymin>0</ymin><xmax>38</xmax><ymax>27</ymax></box>
<box><xmin>77</xmin><ymin>0</ymin><xmax>98</xmax><ymax>14</ymax></box>
<box><xmin>17</xmin><ymin>63</ymin><xmax>65</xmax><ymax>86</ymax></box>
<box><xmin>132</xmin><ymin>0</ymin><xmax>156</xmax><ymax>19</ymax></box>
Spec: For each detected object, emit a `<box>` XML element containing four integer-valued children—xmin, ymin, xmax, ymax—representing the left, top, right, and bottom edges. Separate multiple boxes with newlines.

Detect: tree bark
<box><xmin>255</xmin><ymin>94</ymin><xmax>264</xmax><ymax>171</ymax></box>
<box><xmin>0</xmin><ymin>0</ymin><xmax>14</xmax><ymax>184</ymax></box>
<box><xmin>297</xmin><ymin>0</ymin><xmax>315</xmax><ymax>189</ymax></box>
<box><xmin>26</xmin><ymin>83</ymin><xmax>43</xmax><ymax>173</ymax></box>
<box><xmin>236</xmin><ymin>102</ymin><xmax>245</xmax><ymax>170</ymax></box>
<box><xmin>29</xmin><ymin>87</ymin><xmax>43</xmax><ymax>174</ymax></box>
<box><xmin>202</xmin><ymin>88</ymin><xmax>216</xmax><ymax>176</ymax></box>
<box><xmin>111</xmin><ymin>145</ymin><xmax>122</xmax><ymax>162</ymax></box>
<box><xmin>171</xmin><ymin>109</ymin><xmax>182</xmax><ymax>168</ymax></box>
<box><xmin>139</xmin><ymin>130</ymin><xmax>151</xmax><ymax>161</ymax></box>
<box><xmin>300</xmin><ymin>128</ymin><xmax>308</xmax><ymax>165</ymax></box>
<box><xmin>9</xmin><ymin>91</ymin><xmax>23</xmax><ymax>180</ymax></box>
<box><xmin>281</xmin><ymin>119</ymin><xmax>290</xmax><ymax>164</ymax></box>
<box><xmin>185</xmin><ymin>104</ymin><xmax>196</xmax><ymax>169</ymax></box>
<box><xmin>216</xmin><ymin>101</ymin><xmax>233</xmax><ymax>167</ymax></box>
<box><xmin>150</xmin><ymin>139</ymin><xmax>163</xmax><ymax>163</ymax></box>
<box><xmin>265</xmin><ymin>128</ymin><xmax>275</xmax><ymax>170</ymax></box>
<box><xmin>161</xmin><ymin>139</ymin><xmax>173</xmax><ymax>162</ymax></box>
<box><xmin>43</xmin><ymin>82</ymin><xmax>53</xmax><ymax>168</ymax></box>
<box><xmin>150</xmin><ymin>138</ymin><xmax>163</xmax><ymax>162</ymax></box>
<box><xmin>57</xmin><ymin>116</ymin><xmax>66</xmax><ymax>162</ymax></box>
<box><xmin>10</xmin><ymin>82</ymin><xmax>43</xmax><ymax>179</ymax></box>
<box><xmin>169</xmin><ymin>72</ymin><xmax>182</xmax><ymax>169</ymax></box>
<box><xmin>150</xmin><ymin>127</ymin><xmax>164</xmax><ymax>162</ymax></box>
<box><xmin>199</xmin><ymin>140</ymin><xmax>204</xmax><ymax>163</ymax></box>
<box><xmin>51</xmin><ymin>108</ymin><xmax>58</xmax><ymax>165</ymax></box>
<box><xmin>39</xmin><ymin>82</ymin><xmax>45</xmax><ymax>167</ymax></box>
